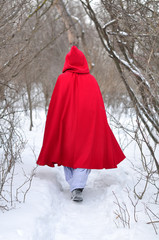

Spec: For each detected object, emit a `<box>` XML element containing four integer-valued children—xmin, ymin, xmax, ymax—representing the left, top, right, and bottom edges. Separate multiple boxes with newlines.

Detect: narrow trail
<box><xmin>1</xmin><ymin>112</ymin><xmax>158</xmax><ymax>240</ymax></box>
<box><xmin>32</xmin><ymin>166</ymin><xmax>131</xmax><ymax>240</ymax></box>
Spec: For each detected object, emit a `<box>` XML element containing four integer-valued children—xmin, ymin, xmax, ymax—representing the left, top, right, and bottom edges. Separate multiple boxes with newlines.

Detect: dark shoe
<box><xmin>71</xmin><ymin>189</ymin><xmax>83</xmax><ymax>202</ymax></box>
<box><xmin>76</xmin><ymin>188</ymin><xmax>84</xmax><ymax>192</ymax></box>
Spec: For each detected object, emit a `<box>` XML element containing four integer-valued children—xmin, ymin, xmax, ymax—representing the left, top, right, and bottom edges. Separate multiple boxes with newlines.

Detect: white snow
<box><xmin>102</xmin><ymin>19</ymin><xmax>117</xmax><ymax>29</ymax></box>
<box><xmin>112</xmin><ymin>50</ymin><xmax>152</xmax><ymax>89</ymax></box>
<box><xmin>118</xmin><ymin>31</ymin><xmax>128</xmax><ymax>36</ymax></box>
<box><xmin>0</xmin><ymin>109</ymin><xmax>158</xmax><ymax>240</ymax></box>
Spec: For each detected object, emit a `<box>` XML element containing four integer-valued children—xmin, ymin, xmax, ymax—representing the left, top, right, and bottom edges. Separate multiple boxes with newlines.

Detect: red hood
<box><xmin>62</xmin><ymin>46</ymin><xmax>89</xmax><ymax>74</ymax></box>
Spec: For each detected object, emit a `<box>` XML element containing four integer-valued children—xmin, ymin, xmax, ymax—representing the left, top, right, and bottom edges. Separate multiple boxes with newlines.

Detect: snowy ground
<box><xmin>0</xmin><ymin>110</ymin><xmax>158</xmax><ymax>240</ymax></box>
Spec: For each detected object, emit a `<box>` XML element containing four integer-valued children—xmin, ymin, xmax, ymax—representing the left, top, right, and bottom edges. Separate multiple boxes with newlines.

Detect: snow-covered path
<box><xmin>31</xmin><ymin>165</ymin><xmax>131</xmax><ymax>240</ymax></box>
<box><xmin>1</xmin><ymin>164</ymin><xmax>156</xmax><ymax>240</ymax></box>
<box><xmin>0</xmin><ymin>110</ymin><xmax>158</xmax><ymax>240</ymax></box>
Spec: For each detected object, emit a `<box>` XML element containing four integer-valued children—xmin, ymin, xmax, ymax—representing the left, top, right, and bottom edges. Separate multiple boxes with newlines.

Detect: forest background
<box><xmin>0</xmin><ymin>0</ymin><xmax>159</xmax><ymax>236</ymax></box>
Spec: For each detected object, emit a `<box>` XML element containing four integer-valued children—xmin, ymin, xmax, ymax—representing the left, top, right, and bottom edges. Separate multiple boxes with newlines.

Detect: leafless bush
<box><xmin>16</xmin><ymin>166</ymin><xmax>37</xmax><ymax>204</ymax></box>
<box><xmin>0</xmin><ymin>90</ymin><xmax>25</xmax><ymax>209</ymax></box>
<box><xmin>113</xmin><ymin>191</ymin><xmax>131</xmax><ymax>228</ymax></box>
<box><xmin>145</xmin><ymin>204</ymin><xmax>159</xmax><ymax>235</ymax></box>
<box><xmin>0</xmin><ymin>0</ymin><xmax>66</xmax><ymax>209</ymax></box>
<box><xmin>108</xmin><ymin>108</ymin><xmax>159</xmax><ymax>233</ymax></box>
<box><xmin>113</xmin><ymin>189</ymin><xmax>159</xmax><ymax>234</ymax></box>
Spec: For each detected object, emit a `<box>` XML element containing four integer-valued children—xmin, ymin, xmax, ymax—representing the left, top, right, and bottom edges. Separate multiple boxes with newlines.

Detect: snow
<box><xmin>154</xmin><ymin>52</ymin><xmax>159</xmax><ymax>57</ymax></box>
<box><xmin>0</xmin><ymin>109</ymin><xmax>158</xmax><ymax>240</ymax></box>
<box><xmin>112</xmin><ymin>50</ymin><xmax>152</xmax><ymax>89</ymax></box>
<box><xmin>118</xmin><ymin>31</ymin><xmax>128</xmax><ymax>36</ymax></box>
<box><xmin>102</xmin><ymin>19</ymin><xmax>117</xmax><ymax>29</ymax></box>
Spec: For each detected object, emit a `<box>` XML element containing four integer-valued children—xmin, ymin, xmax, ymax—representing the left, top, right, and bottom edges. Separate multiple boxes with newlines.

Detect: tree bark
<box><xmin>56</xmin><ymin>0</ymin><xmax>79</xmax><ymax>46</ymax></box>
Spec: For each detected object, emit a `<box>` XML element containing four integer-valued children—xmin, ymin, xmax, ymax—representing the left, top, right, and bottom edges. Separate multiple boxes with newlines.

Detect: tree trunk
<box><xmin>56</xmin><ymin>0</ymin><xmax>79</xmax><ymax>46</ymax></box>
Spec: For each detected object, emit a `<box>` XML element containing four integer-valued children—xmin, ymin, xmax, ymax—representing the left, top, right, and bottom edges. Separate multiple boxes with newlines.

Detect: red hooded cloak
<box><xmin>37</xmin><ymin>46</ymin><xmax>125</xmax><ymax>169</ymax></box>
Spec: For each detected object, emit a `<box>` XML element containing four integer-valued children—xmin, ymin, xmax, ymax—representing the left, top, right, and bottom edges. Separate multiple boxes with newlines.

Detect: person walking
<box><xmin>37</xmin><ymin>46</ymin><xmax>125</xmax><ymax>202</ymax></box>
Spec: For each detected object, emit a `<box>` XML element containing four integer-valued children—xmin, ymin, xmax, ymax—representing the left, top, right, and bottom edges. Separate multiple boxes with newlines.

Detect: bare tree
<box><xmin>0</xmin><ymin>0</ymin><xmax>68</xmax><ymax>208</ymax></box>
<box><xmin>78</xmin><ymin>0</ymin><xmax>159</xmax><ymax>231</ymax></box>
<box><xmin>80</xmin><ymin>0</ymin><xmax>159</xmax><ymax>172</ymax></box>
<box><xmin>56</xmin><ymin>0</ymin><xmax>94</xmax><ymax>69</ymax></box>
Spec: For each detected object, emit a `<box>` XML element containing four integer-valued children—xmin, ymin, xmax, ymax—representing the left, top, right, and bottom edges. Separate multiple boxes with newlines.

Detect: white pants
<box><xmin>63</xmin><ymin>167</ymin><xmax>91</xmax><ymax>192</ymax></box>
